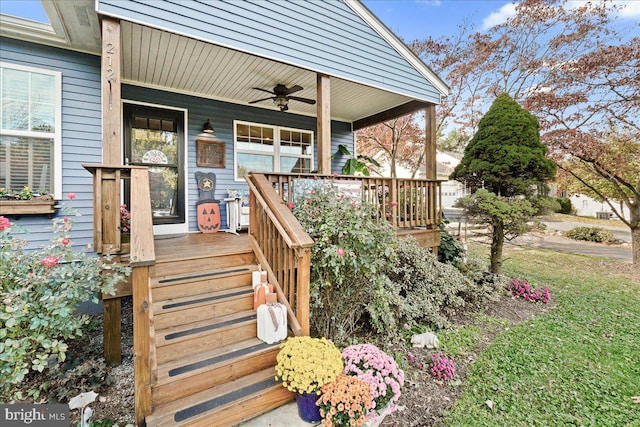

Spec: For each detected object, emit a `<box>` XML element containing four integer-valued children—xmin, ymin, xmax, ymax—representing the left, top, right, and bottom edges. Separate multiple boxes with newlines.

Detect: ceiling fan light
<box><xmin>274</xmin><ymin>96</ymin><xmax>288</xmax><ymax>111</ymax></box>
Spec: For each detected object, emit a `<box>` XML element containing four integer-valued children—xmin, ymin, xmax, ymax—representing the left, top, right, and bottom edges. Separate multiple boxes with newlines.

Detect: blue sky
<box><xmin>363</xmin><ymin>0</ymin><xmax>640</xmax><ymax>42</ymax></box>
<box><xmin>1</xmin><ymin>0</ymin><xmax>638</xmax><ymax>42</ymax></box>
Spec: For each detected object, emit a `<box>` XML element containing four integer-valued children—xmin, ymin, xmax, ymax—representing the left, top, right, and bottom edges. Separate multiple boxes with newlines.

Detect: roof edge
<box><xmin>345</xmin><ymin>0</ymin><xmax>451</xmax><ymax>98</ymax></box>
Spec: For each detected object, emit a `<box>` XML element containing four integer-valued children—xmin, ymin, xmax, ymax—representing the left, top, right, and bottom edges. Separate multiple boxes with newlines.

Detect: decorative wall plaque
<box><xmin>196</xmin><ymin>139</ymin><xmax>225</xmax><ymax>168</ymax></box>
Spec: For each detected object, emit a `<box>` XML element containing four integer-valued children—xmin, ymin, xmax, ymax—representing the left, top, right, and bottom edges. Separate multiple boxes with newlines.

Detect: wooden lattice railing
<box><xmin>245</xmin><ymin>173</ymin><xmax>314</xmax><ymax>336</ymax></box>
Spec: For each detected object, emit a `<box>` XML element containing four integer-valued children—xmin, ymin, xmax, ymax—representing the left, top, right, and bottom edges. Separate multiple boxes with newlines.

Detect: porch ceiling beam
<box><xmin>317</xmin><ymin>74</ymin><xmax>331</xmax><ymax>175</ymax></box>
<box><xmin>352</xmin><ymin>100</ymin><xmax>431</xmax><ymax>131</ymax></box>
<box><xmin>101</xmin><ymin>17</ymin><xmax>121</xmax><ymax>165</ymax></box>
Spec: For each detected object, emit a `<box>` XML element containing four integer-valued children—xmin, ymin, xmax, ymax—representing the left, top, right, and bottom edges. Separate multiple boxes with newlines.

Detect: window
<box><xmin>0</xmin><ymin>63</ymin><xmax>61</xmax><ymax>197</ymax></box>
<box><xmin>234</xmin><ymin>121</ymin><xmax>313</xmax><ymax>180</ymax></box>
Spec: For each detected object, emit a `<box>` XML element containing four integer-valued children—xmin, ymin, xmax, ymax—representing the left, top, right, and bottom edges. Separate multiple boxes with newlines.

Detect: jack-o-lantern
<box><xmin>196</xmin><ymin>200</ymin><xmax>221</xmax><ymax>233</ymax></box>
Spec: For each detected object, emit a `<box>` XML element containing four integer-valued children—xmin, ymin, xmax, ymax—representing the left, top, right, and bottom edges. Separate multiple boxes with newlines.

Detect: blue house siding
<box><xmin>122</xmin><ymin>84</ymin><xmax>353</xmax><ymax>231</ymax></box>
<box><xmin>97</xmin><ymin>0</ymin><xmax>443</xmax><ymax>103</ymax></box>
<box><xmin>0</xmin><ymin>37</ymin><xmax>101</xmax><ymax>250</ymax></box>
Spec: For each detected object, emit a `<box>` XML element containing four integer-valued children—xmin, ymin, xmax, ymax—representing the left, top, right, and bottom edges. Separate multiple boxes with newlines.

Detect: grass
<box><xmin>544</xmin><ymin>212</ymin><xmax>627</xmax><ymax>228</ymax></box>
<box><xmin>446</xmin><ymin>245</ymin><xmax>640</xmax><ymax>426</ymax></box>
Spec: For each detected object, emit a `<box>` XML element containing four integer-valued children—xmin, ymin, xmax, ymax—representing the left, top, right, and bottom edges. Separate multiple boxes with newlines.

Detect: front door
<box><xmin>123</xmin><ymin>103</ymin><xmax>186</xmax><ymax>234</ymax></box>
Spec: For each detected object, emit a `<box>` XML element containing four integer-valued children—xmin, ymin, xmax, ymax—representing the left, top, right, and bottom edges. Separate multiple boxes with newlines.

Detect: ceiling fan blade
<box><xmin>252</xmin><ymin>87</ymin><xmax>275</xmax><ymax>95</ymax></box>
<box><xmin>284</xmin><ymin>85</ymin><xmax>303</xmax><ymax>95</ymax></box>
<box><xmin>288</xmin><ymin>96</ymin><xmax>316</xmax><ymax>105</ymax></box>
<box><xmin>249</xmin><ymin>97</ymin><xmax>275</xmax><ymax>104</ymax></box>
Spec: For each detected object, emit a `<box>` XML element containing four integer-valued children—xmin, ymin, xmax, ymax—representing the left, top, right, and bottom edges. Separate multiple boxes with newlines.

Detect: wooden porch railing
<box><xmin>262</xmin><ymin>172</ymin><xmax>442</xmax><ymax>229</ymax></box>
<box><xmin>83</xmin><ymin>164</ymin><xmax>155</xmax><ymax>425</ymax></box>
<box><xmin>245</xmin><ymin>173</ymin><xmax>314</xmax><ymax>336</ymax></box>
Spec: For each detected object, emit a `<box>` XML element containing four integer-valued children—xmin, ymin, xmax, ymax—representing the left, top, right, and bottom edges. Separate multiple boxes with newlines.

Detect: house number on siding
<box><xmin>106</xmin><ymin>42</ymin><xmax>115</xmax><ymax>110</ymax></box>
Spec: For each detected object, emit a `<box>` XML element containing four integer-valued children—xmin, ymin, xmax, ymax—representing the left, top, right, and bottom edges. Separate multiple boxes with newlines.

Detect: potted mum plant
<box><xmin>317</xmin><ymin>373</ymin><xmax>373</xmax><ymax>427</ymax></box>
<box><xmin>275</xmin><ymin>336</ymin><xmax>343</xmax><ymax>423</ymax></box>
<box><xmin>342</xmin><ymin>344</ymin><xmax>405</xmax><ymax>423</ymax></box>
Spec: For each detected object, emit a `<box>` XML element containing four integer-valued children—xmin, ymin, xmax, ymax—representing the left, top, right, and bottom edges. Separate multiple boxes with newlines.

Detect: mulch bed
<box><xmin>14</xmin><ymin>292</ymin><xmax>550</xmax><ymax>427</ymax></box>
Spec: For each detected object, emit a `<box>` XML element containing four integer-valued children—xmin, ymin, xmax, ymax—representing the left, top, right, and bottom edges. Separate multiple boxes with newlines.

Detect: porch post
<box><xmin>101</xmin><ymin>17</ymin><xmax>123</xmax><ymax>367</ymax></box>
<box><xmin>101</xmin><ymin>17</ymin><xmax>122</xmax><ymax>165</ymax></box>
<box><xmin>425</xmin><ymin>104</ymin><xmax>439</xmax><ymax>255</ymax></box>
<box><xmin>424</xmin><ymin>104</ymin><xmax>437</xmax><ymax>180</ymax></box>
<box><xmin>317</xmin><ymin>74</ymin><xmax>331</xmax><ymax>174</ymax></box>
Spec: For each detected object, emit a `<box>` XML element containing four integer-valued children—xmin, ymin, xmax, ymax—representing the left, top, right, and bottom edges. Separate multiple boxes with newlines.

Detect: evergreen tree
<box><xmin>451</xmin><ymin>94</ymin><xmax>556</xmax><ymax>273</ymax></box>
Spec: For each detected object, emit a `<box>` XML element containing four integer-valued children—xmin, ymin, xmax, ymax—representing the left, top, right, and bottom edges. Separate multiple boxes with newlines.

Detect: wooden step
<box><xmin>146</xmin><ymin>367</ymin><xmax>294</xmax><ymax>427</ymax></box>
<box><xmin>151</xmin><ymin>266</ymin><xmax>256</xmax><ymax>301</ymax></box>
<box><xmin>154</xmin><ymin>310</ymin><xmax>257</xmax><ymax>365</ymax></box>
<box><xmin>151</xmin><ymin>251</ymin><xmax>255</xmax><ymax>278</ymax></box>
<box><xmin>152</xmin><ymin>287</ymin><xmax>254</xmax><ymax>330</ymax></box>
<box><xmin>153</xmin><ymin>338</ymin><xmax>280</xmax><ymax>405</ymax></box>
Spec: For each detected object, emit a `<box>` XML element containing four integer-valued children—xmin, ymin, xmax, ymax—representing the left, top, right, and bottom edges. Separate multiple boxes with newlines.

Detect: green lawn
<box><xmin>447</xmin><ymin>246</ymin><xmax>640</xmax><ymax>426</ymax></box>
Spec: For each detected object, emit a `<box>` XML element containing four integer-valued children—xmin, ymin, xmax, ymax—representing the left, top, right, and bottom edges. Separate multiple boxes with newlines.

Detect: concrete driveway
<box><xmin>452</xmin><ymin>218</ymin><xmax>633</xmax><ymax>262</ymax></box>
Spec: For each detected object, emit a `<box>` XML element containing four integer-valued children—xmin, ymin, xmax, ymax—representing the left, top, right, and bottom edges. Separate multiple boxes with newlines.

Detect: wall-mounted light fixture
<box><xmin>202</xmin><ymin>119</ymin><xmax>215</xmax><ymax>133</ymax></box>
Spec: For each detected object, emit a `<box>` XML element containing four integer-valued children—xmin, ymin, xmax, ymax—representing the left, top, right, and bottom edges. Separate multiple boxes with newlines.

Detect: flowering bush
<box><xmin>507</xmin><ymin>277</ymin><xmax>550</xmax><ymax>303</ymax></box>
<box><xmin>428</xmin><ymin>353</ymin><xmax>456</xmax><ymax>381</ymax></box>
<box><xmin>292</xmin><ymin>182</ymin><xmax>398</xmax><ymax>344</ymax></box>
<box><xmin>406</xmin><ymin>352</ymin><xmax>424</xmax><ymax>370</ymax></box>
<box><xmin>275</xmin><ymin>336</ymin><xmax>343</xmax><ymax>394</ymax></box>
<box><xmin>317</xmin><ymin>374</ymin><xmax>372</xmax><ymax>427</ymax></box>
<box><xmin>120</xmin><ymin>204</ymin><xmax>131</xmax><ymax>233</ymax></box>
<box><xmin>342</xmin><ymin>344</ymin><xmax>404</xmax><ymax>417</ymax></box>
<box><xmin>0</xmin><ymin>197</ymin><xmax>130</xmax><ymax>400</ymax></box>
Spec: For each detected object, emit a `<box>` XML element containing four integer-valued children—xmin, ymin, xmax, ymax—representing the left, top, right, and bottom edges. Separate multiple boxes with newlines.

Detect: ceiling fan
<box><xmin>249</xmin><ymin>84</ymin><xmax>316</xmax><ymax>111</ymax></box>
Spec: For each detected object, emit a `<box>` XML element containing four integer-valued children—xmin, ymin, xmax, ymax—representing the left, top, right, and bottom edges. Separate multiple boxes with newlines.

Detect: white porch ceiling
<box><xmin>120</xmin><ymin>22</ymin><xmax>414</xmax><ymax>124</ymax></box>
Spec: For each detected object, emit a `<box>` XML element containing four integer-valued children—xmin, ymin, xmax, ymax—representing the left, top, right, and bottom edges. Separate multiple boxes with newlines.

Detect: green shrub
<box><xmin>438</xmin><ymin>221</ymin><xmax>465</xmax><ymax>265</ymax></box>
<box><xmin>555</xmin><ymin>197</ymin><xmax>573</xmax><ymax>214</ymax></box>
<box><xmin>292</xmin><ymin>182</ymin><xmax>398</xmax><ymax>345</ymax></box>
<box><xmin>0</xmin><ymin>202</ymin><xmax>130</xmax><ymax>400</ymax></box>
<box><xmin>456</xmin><ymin>254</ymin><xmax>506</xmax><ymax>306</ymax></box>
<box><xmin>385</xmin><ymin>236</ymin><xmax>469</xmax><ymax>328</ymax></box>
<box><xmin>565</xmin><ymin>226</ymin><xmax>614</xmax><ymax>243</ymax></box>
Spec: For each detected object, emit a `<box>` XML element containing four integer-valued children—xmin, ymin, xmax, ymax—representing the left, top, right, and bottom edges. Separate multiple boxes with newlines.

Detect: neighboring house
<box><xmin>374</xmin><ymin>149</ymin><xmax>466</xmax><ymax>208</ymax></box>
<box><xmin>0</xmin><ymin>0</ymin><xmax>449</xmax><ymax>250</ymax></box>
<box><xmin>0</xmin><ymin>1</ymin><xmax>450</xmax><ymax>425</ymax></box>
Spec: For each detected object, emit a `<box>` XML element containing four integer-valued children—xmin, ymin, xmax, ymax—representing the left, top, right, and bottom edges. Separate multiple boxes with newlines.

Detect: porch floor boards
<box><xmin>153</xmin><ymin>231</ymin><xmax>251</xmax><ymax>263</ymax></box>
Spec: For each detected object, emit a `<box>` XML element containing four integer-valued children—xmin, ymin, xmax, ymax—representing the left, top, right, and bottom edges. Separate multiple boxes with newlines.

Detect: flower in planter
<box><xmin>317</xmin><ymin>373</ymin><xmax>372</xmax><ymax>427</ymax></box>
<box><xmin>275</xmin><ymin>336</ymin><xmax>343</xmax><ymax>394</ymax></box>
<box><xmin>342</xmin><ymin>344</ymin><xmax>404</xmax><ymax>418</ymax></box>
<box><xmin>0</xmin><ymin>216</ymin><xmax>10</xmax><ymax>231</ymax></box>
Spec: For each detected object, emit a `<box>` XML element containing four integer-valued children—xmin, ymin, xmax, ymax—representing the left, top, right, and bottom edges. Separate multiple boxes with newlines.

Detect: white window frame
<box><xmin>233</xmin><ymin>120</ymin><xmax>314</xmax><ymax>181</ymax></box>
<box><xmin>0</xmin><ymin>62</ymin><xmax>62</xmax><ymax>199</ymax></box>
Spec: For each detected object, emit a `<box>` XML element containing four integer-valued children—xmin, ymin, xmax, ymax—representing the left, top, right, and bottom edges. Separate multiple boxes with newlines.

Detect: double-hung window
<box><xmin>234</xmin><ymin>121</ymin><xmax>313</xmax><ymax>180</ymax></box>
<box><xmin>0</xmin><ymin>63</ymin><xmax>61</xmax><ymax>197</ymax></box>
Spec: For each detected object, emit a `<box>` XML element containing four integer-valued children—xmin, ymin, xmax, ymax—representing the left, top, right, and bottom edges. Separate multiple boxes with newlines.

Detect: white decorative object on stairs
<box><xmin>257</xmin><ymin>293</ymin><xmax>287</xmax><ymax>344</ymax></box>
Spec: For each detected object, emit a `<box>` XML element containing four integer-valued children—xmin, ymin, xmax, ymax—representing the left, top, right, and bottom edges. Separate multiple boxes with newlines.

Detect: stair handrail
<box><xmin>246</xmin><ymin>173</ymin><xmax>314</xmax><ymax>336</ymax></box>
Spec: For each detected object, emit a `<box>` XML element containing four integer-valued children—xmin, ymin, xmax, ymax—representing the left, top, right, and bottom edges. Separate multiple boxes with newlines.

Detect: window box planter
<box><xmin>0</xmin><ymin>199</ymin><xmax>57</xmax><ymax>216</ymax></box>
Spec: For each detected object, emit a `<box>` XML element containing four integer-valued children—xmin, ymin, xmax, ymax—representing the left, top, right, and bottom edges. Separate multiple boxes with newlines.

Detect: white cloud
<box><xmin>613</xmin><ymin>0</ymin><xmax>640</xmax><ymax>18</ymax></box>
<box><xmin>566</xmin><ymin>0</ymin><xmax>640</xmax><ymax>18</ymax></box>
<box><xmin>482</xmin><ymin>3</ymin><xmax>517</xmax><ymax>30</ymax></box>
<box><xmin>416</xmin><ymin>0</ymin><xmax>442</xmax><ymax>6</ymax></box>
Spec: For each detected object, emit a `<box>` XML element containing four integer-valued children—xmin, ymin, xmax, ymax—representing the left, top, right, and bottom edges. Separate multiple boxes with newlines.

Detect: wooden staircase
<box><xmin>84</xmin><ymin>167</ymin><xmax>313</xmax><ymax>426</ymax></box>
<box><xmin>145</xmin><ymin>248</ymin><xmax>294</xmax><ymax>426</ymax></box>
